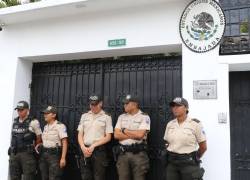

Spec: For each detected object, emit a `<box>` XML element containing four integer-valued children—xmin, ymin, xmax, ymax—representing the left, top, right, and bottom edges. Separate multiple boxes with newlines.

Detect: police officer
<box><xmin>114</xmin><ymin>94</ymin><xmax>150</xmax><ymax>180</ymax></box>
<box><xmin>164</xmin><ymin>97</ymin><xmax>207</xmax><ymax>180</ymax></box>
<box><xmin>9</xmin><ymin>100</ymin><xmax>42</xmax><ymax>180</ymax></box>
<box><xmin>77</xmin><ymin>95</ymin><xmax>113</xmax><ymax>180</ymax></box>
<box><xmin>36</xmin><ymin>105</ymin><xmax>68</xmax><ymax>180</ymax></box>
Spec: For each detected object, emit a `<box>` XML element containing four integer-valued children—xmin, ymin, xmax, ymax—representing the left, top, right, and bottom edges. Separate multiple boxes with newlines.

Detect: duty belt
<box><xmin>8</xmin><ymin>144</ymin><xmax>34</xmax><ymax>155</ymax></box>
<box><xmin>42</xmin><ymin>147</ymin><xmax>62</xmax><ymax>154</ymax></box>
<box><xmin>17</xmin><ymin>145</ymin><xmax>34</xmax><ymax>152</ymax></box>
<box><xmin>167</xmin><ymin>151</ymin><xmax>200</xmax><ymax>165</ymax></box>
<box><xmin>120</xmin><ymin>143</ymin><xmax>147</xmax><ymax>153</ymax></box>
<box><xmin>112</xmin><ymin>143</ymin><xmax>147</xmax><ymax>161</ymax></box>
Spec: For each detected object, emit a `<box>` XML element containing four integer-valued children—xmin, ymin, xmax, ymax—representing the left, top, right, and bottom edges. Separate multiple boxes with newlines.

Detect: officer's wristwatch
<box><xmin>121</xmin><ymin>128</ymin><xmax>126</xmax><ymax>134</ymax></box>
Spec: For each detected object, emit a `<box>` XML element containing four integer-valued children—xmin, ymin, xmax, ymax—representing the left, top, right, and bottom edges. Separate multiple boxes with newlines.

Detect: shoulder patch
<box><xmin>192</xmin><ymin>118</ymin><xmax>200</xmax><ymax>123</ymax></box>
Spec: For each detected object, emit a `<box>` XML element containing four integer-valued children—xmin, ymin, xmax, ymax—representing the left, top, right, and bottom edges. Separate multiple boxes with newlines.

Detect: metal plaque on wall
<box><xmin>193</xmin><ymin>80</ymin><xmax>217</xmax><ymax>99</ymax></box>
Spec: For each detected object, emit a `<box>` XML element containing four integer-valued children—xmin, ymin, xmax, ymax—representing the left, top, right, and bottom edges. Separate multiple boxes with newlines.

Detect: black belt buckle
<box><xmin>120</xmin><ymin>145</ymin><xmax>125</xmax><ymax>153</ymax></box>
<box><xmin>43</xmin><ymin>147</ymin><xmax>57</xmax><ymax>154</ymax></box>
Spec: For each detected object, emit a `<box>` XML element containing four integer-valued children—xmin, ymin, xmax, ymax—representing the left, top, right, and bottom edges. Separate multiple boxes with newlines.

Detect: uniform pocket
<box><xmin>168</xmin><ymin>127</ymin><xmax>175</xmax><ymax>134</ymax></box>
<box><xmin>83</xmin><ymin>119</ymin><xmax>91</xmax><ymax>125</ymax></box>
<box><xmin>97</xmin><ymin>119</ymin><xmax>106</xmax><ymax>126</ymax></box>
<box><xmin>22</xmin><ymin>153</ymin><xmax>36</xmax><ymax>174</ymax></box>
<box><xmin>131</xmin><ymin>119</ymin><xmax>142</xmax><ymax>129</ymax></box>
<box><xmin>121</xmin><ymin>120</ymin><xmax>129</xmax><ymax>128</ymax></box>
<box><xmin>191</xmin><ymin>167</ymin><xmax>205</xmax><ymax>179</ymax></box>
<box><xmin>183</xmin><ymin>128</ymin><xmax>193</xmax><ymax>135</ymax></box>
<box><xmin>136</xmin><ymin>152</ymin><xmax>150</xmax><ymax>172</ymax></box>
<box><xmin>134</xmin><ymin>119</ymin><xmax>142</xmax><ymax>123</ymax></box>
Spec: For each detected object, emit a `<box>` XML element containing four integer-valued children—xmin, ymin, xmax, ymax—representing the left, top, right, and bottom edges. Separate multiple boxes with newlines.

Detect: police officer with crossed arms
<box><xmin>114</xmin><ymin>94</ymin><xmax>150</xmax><ymax>180</ymax></box>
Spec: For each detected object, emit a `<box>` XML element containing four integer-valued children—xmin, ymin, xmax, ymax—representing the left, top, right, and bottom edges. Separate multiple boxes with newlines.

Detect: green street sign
<box><xmin>108</xmin><ymin>39</ymin><xmax>126</xmax><ymax>47</ymax></box>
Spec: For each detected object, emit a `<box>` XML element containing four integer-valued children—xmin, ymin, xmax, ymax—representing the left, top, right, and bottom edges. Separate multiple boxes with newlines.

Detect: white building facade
<box><xmin>0</xmin><ymin>0</ymin><xmax>249</xmax><ymax>179</ymax></box>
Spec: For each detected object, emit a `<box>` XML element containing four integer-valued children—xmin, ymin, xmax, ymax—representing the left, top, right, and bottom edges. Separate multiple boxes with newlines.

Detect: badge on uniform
<box><xmin>146</xmin><ymin>117</ymin><xmax>150</xmax><ymax>125</ymax></box>
<box><xmin>17</xmin><ymin>102</ymin><xmax>24</xmax><ymax>107</ymax></box>
<box><xmin>202</xmin><ymin>128</ymin><xmax>206</xmax><ymax>135</ymax></box>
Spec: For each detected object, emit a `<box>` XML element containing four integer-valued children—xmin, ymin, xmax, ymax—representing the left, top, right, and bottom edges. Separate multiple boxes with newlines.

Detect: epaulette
<box><xmin>57</xmin><ymin>121</ymin><xmax>62</xmax><ymax>124</ymax></box>
<box><xmin>192</xmin><ymin>118</ymin><xmax>200</xmax><ymax>123</ymax></box>
<box><xmin>142</xmin><ymin>112</ymin><xmax>148</xmax><ymax>115</ymax></box>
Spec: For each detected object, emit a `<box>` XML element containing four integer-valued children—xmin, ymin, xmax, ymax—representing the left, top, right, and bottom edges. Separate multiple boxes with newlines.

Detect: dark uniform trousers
<box><xmin>39</xmin><ymin>152</ymin><xmax>63</xmax><ymax>180</ymax></box>
<box><xmin>166</xmin><ymin>152</ymin><xmax>204</xmax><ymax>180</ymax></box>
<box><xmin>9</xmin><ymin>151</ymin><xmax>36</xmax><ymax>180</ymax></box>
<box><xmin>80</xmin><ymin>147</ymin><xmax>109</xmax><ymax>180</ymax></box>
<box><xmin>167</xmin><ymin>163</ymin><xmax>203</xmax><ymax>180</ymax></box>
<box><xmin>116</xmin><ymin>151</ymin><xmax>150</xmax><ymax>180</ymax></box>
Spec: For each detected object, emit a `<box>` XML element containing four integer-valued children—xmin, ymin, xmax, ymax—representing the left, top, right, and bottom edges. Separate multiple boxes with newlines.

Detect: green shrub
<box><xmin>240</xmin><ymin>22</ymin><xmax>249</xmax><ymax>34</ymax></box>
<box><xmin>0</xmin><ymin>1</ymin><xmax>7</xmax><ymax>8</ymax></box>
<box><xmin>4</xmin><ymin>0</ymin><xmax>21</xmax><ymax>7</ymax></box>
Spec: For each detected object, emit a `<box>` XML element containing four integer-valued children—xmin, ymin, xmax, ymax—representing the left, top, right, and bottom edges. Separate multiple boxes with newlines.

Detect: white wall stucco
<box><xmin>183</xmin><ymin>46</ymin><xmax>231</xmax><ymax>180</ymax></box>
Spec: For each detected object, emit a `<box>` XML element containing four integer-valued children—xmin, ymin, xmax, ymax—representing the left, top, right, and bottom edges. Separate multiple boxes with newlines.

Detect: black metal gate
<box><xmin>230</xmin><ymin>71</ymin><xmax>250</xmax><ymax>180</ymax></box>
<box><xmin>30</xmin><ymin>54</ymin><xmax>182</xmax><ymax>180</ymax></box>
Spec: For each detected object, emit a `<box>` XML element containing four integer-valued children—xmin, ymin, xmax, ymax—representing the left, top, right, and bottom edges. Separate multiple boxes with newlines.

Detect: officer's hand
<box><xmin>81</xmin><ymin>145</ymin><xmax>92</xmax><ymax>157</ymax></box>
<box><xmin>87</xmin><ymin>145</ymin><xmax>95</xmax><ymax>154</ymax></box>
<box><xmin>60</xmin><ymin>158</ymin><xmax>66</xmax><ymax>168</ymax></box>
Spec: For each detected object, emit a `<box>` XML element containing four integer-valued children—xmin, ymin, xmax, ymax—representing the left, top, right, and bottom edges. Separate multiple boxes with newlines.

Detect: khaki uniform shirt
<box><xmin>77</xmin><ymin>110</ymin><xmax>113</xmax><ymax>146</ymax></box>
<box><xmin>164</xmin><ymin>116</ymin><xmax>206</xmax><ymax>154</ymax></box>
<box><xmin>28</xmin><ymin>119</ymin><xmax>42</xmax><ymax>136</ymax></box>
<box><xmin>19</xmin><ymin>117</ymin><xmax>42</xmax><ymax>136</ymax></box>
<box><xmin>115</xmin><ymin>110</ymin><xmax>150</xmax><ymax>145</ymax></box>
<box><xmin>42</xmin><ymin>120</ymin><xmax>68</xmax><ymax>148</ymax></box>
